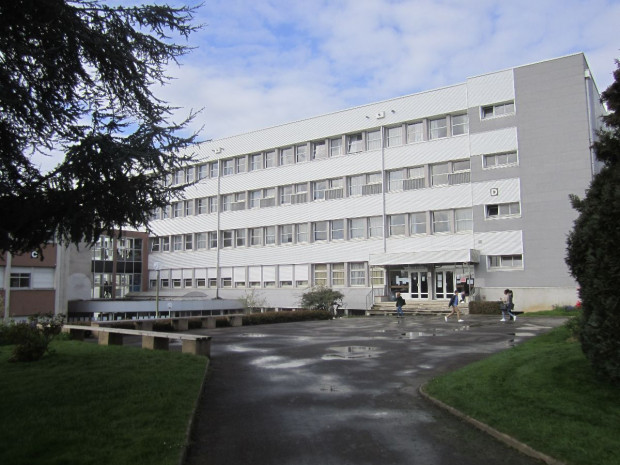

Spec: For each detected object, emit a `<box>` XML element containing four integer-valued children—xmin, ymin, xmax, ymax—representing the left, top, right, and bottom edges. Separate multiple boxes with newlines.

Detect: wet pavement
<box><xmin>183</xmin><ymin>315</ymin><xmax>565</xmax><ymax>465</ymax></box>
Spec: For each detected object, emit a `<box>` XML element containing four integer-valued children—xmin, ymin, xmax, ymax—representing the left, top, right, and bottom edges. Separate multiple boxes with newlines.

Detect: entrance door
<box><xmin>410</xmin><ymin>272</ymin><xmax>429</xmax><ymax>299</ymax></box>
<box><xmin>435</xmin><ymin>271</ymin><xmax>455</xmax><ymax>299</ymax></box>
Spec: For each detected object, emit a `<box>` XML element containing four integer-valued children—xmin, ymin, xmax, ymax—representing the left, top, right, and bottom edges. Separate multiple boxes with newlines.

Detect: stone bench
<box><xmin>62</xmin><ymin>324</ymin><xmax>212</xmax><ymax>357</ymax></box>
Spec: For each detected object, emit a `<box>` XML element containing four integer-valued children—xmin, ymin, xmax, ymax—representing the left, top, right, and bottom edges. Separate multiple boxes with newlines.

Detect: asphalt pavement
<box><xmin>183</xmin><ymin>315</ymin><xmax>565</xmax><ymax>465</ymax></box>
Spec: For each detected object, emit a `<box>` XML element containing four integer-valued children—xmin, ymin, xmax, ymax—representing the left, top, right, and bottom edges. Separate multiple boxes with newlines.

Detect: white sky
<box><xmin>33</xmin><ymin>0</ymin><xmax>620</xmax><ymax>171</ymax></box>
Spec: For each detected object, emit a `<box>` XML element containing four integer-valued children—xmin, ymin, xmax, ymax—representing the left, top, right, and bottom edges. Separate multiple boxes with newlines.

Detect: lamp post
<box><xmin>153</xmin><ymin>261</ymin><xmax>161</xmax><ymax>318</ymax></box>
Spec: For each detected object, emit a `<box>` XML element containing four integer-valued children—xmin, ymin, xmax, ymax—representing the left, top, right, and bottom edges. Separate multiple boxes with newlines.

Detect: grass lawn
<box><xmin>424</xmin><ymin>324</ymin><xmax>619</xmax><ymax>465</ymax></box>
<box><xmin>0</xmin><ymin>340</ymin><xmax>208</xmax><ymax>465</ymax></box>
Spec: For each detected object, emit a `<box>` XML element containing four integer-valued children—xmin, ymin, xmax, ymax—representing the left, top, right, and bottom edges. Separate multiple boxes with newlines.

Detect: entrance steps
<box><xmin>368</xmin><ymin>300</ymin><xmax>453</xmax><ymax>316</ymax></box>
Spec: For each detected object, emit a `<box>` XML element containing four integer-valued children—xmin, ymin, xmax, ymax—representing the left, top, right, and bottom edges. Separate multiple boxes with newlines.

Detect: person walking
<box><xmin>500</xmin><ymin>289</ymin><xmax>517</xmax><ymax>322</ymax></box>
<box><xmin>395</xmin><ymin>292</ymin><xmax>405</xmax><ymax>317</ymax></box>
<box><xmin>445</xmin><ymin>290</ymin><xmax>464</xmax><ymax>322</ymax></box>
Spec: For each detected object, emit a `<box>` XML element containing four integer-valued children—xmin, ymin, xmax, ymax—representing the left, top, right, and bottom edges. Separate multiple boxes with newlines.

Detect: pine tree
<box><xmin>0</xmin><ymin>0</ymin><xmax>201</xmax><ymax>255</ymax></box>
<box><xmin>566</xmin><ymin>60</ymin><xmax>620</xmax><ymax>384</ymax></box>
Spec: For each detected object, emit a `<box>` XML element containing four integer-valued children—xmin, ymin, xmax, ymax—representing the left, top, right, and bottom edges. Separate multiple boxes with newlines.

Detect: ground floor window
<box><xmin>350</xmin><ymin>263</ymin><xmax>366</xmax><ymax>286</ymax></box>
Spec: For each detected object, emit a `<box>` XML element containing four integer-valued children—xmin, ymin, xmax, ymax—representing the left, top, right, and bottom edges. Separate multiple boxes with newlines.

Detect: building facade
<box><xmin>1</xmin><ymin>231</ymin><xmax>149</xmax><ymax>319</ymax></box>
<box><xmin>142</xmin><ymin>54</ymin><xmax>603</xmax><ymax>312</ymax></box>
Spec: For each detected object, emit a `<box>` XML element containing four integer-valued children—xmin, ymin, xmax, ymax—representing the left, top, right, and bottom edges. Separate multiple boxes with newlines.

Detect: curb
<box><xmin>178</xmin><ymin>357</ymin><xmax>211</xmax><ymax>465</ymax></box>
<box><xmin>418</xmin><ymin>384</ymin><xmax>566</xmax><ymax>465</ymax></box>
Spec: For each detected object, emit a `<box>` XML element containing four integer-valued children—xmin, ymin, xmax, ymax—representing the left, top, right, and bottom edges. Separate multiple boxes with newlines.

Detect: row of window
<box><xmin>150</xmin><ymin>202</ymin><xmax>520</xmax><ymax>252</ymax></box>
<box><xmin>147</xmin><ymin>252</ymin><xmax>523</xmax><ymax>292</ymax></box>
<box><xmin>155</xmin><ymin>152</ymin><xmax>518</xmax><ymax>221</ymax></box>
<box><xmin>169</xmin><ymin>101</ymin><xmax>515</xmax><ymax>186</ymax></box>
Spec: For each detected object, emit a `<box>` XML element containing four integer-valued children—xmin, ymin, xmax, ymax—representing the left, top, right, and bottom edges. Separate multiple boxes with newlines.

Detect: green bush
<box><xmin>468</xmin><ymin>300</ymin><xmax>501</xmax><ymax>315</ymax></box>
<box><xmin>2</xmin><ymin>313</ymin><xmax>65</xmax><ymax>362</ymax></box>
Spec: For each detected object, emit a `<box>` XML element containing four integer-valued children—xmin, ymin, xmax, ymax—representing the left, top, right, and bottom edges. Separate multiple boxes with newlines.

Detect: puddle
<box><xmin>322</xmin><ymin>346</ymin><xmax>382</xmax><ymax>360</ymax></box>
<box><xmin>238</xmin><ymin>333</ymin><xmax>268</xmax><ymax>338</ymax></box>
<box><xmin>251</xmin><ymin>355</ymin><xmax>314</xmax><ymax>369</ymax></box>
<box><xmin>399</xmin><ymin>331</ymin><xmax>436</xmax><ymax>339</ymax></box>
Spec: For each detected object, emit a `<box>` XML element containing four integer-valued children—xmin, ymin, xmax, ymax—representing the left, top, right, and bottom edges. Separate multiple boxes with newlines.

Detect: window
<box><xmin>250</xmin><ymin>228</ymin><xmax>262</xmax><ymax>246</ymax></box>
<box><xmin>331</xmin><ymin>263</ymin><xmax>345</xmax><ymax>286</ymax></box>
<box><xmin>196</xmin><ymin>278</ymin><xmax>206</xmax><ymax>288</ymax></box>
<box><xmin>150</xmin><ymin>237</ymin><xmax>160</xmax><ymax>252</ymax></box>
<box><xmin>296</xmin><ymin>144</ymin><xmax>307</xmax><ymax>163</ymax></box>
<box><xmin>388</xmin><ymin>170</ymin><xmax>405</xmax><ymax>191</ymax></box>
<box><xmin>280</xmin><ymin>225</ymin><xmax>294</xmax><ymax>244</ymax></box>
<box><xmin>222</xmin><ymin>230</ymin><xmax>233</xmax><ymax>248</ymax></box>
<box><xmin>208</xmin><ymin>232</ymin><xmax>218</xmax><ymax>249</ymax></box>
<box><xmin>350</xmin><ymin>263</ymin><xmax>366</xmax><ymax>286</ymax></box>
<box><xmin>371</xmin><ymin>267</ymin><xmax>384</xmax><ymax>286</ymax></box>
<box><xmin>450</xmin><ymin>159</ymin><xmax>471</xmax><ymax>185</ymax></box>
<box><xmin>313</xmin><ymin>264</ymin><xmax>328</xmax><ymax>286</ymax></box>
<box><xmin>484</xmin><ymin>152</ymin><xmax>518</xmax><ymax>168</ymax></box>
<box><xmin>236</xmin><ymin>156</ymin><xmax>247</xmax><ymax>173</ymax></box>
<box><xmin>313</xmin><ymin>141</ymin><xmax>327</xmax><ymax>160</ymax></box>
<box><xmin>455</xmin><ymin>208</ymin><xmax>473</xmax><ymax>232</ymax></box>
<box><xmin>185</xmin><ymin>167</ymin><xmax>194</xmax><ymax>184</ymax></box>
<box><xmin>264</xmin><ymin>150</ymin><xmax>276</xmax><ymax>168</ymax></box>
<box><xmin>249</xmin><ymin>190</ymin><xmax>261</xmax><ymax>209</ymax></box>
<box><xmin>451</xmin><ymin>114</ymin><xmax>468</xmax><ymax>135</ymax></box>
<box><xmin>404</xmin><ymin>166</ymin><xmax>425</xmax><ymax>190</ymax></box>
<box><xmin>348</xmin><ymin>133</ymin><xmax>363</xmax><ymax>153</ymax></box>
<box><xmin>161</xmin><ymin>236</ymin><xmax>170</xmax><ymax>251</ymax></box>
<box><xmin>386</xmin><ymin>126</ymin><xmax>402</xmax><ymax>147</ymax></box>
<box><xmin>250</xmin><ymin>153</ymin><xmax>262</xmax><ymax>171</ymax></box>
<box><xmin>313</xmin><ymin>180</ymin><xmax>327</xmax><ymax>200</ymax></box>
<box><xmin>185</xmin><ymin>234</ymin><xmax>193</xmax><ymax>250</ymax></box>
<box><xmin>174</xmin><ymin>169</ymin><xmax>184</xmax><ymax>184</ymax></box>
<box><xmin>410</xmin><ymin>212</ymin><xmax>427</xmax><ymax>234</ymax></box>
<box><xmin>331</xmin><ymin>219</ymin><xmax>344</xmax><ymax>241</ymax></box>
<box><xmin>280</xmin><ymin>185</ymin><xmax>293</xmax><ymax>205</ymax></box>
<box><xmin>209</xmin><ymin>197</ymin><xmax>218</xmax><ymax>213</ymax></box>
<box><xmin>431</xmin><ymin>163</ymin><xmax>450</xmax><ymax>186</ymax></box>
<box><xmin>429</xmin><ymin>117</ymin><xmax>447</xmax><ymax>139</ymax></box>
<box><xmin>296</xmin><ymin>223</ymin><xmax>308</xmax><ymax>243</ymax></box>
<box><xmin>235</xmin><ymin>229</ymin><xmax>246</xmax><ymax>247</ymax></box>
<box><xmin>184</xmin><ymin>278</ymin><xmax>193</xmax><ymax>288</ymax></box>
<box><xmin>313</xmin><ymin>221</ymin><xmax>328</xmax><ymax>241</ymax></box>
<box><xmin>389</xmin><ymin>214</ymin><xmax>406</xmax><ymax>236</ymax></box>
<box><xmin>221</xmin><ymin>194</ymin><xmax>233</xmax><ymax>212</ymax></box>
<box><xmin>369</xmin><ymin>216</ymin><xmax>383</xmax><ymax>238</ymax></box>
<box><xmin>197</xmin><ymin>164</ymin><xmax>208</xmax><ymax>180</ymax></box>
<box><xmin>10</xmin><ymin>273</ymin><xmax>30</xmax><ymax>288</ymax></box>
<box><xmin>172</xmin><ymin>278</ymin><xmax>182</xmax><ymax>288</ymax></box>
<box><xmin>184</xmin><ymin>200</ymin><xmax>193</xmax><ymax>216</ymax></box>
<box><xmin>407</xmin><ymin>121</ymin><xmax>423</xmax><ymax>143</ymax></box>
<box><xmin>486</xmin><ymin>202</ymin><xmax>520</xmax><ymax>218</ymax></box>
<box><xmin>488</xmin><ymin>254</ymin><xmax>523</xmax><ymax>269</ymax></box>
<box><xmin>367</xmin><ymin>130</ymin><xmax>381</xmax><ymax>150</ymax></box>
<box><xmin>209</xmin><ymin>161</ymin><xmax>219</xmax><ymax>178</ymax></box>
<box><xmin>330</xmin><ymin>137</ymin><xmax>342</xmax><ymax>157</ymax></box>
<box><xmin>264</xmin><ymin>226</ymin><xmax>276</xmax><ymax>245</ymax></box>
<box><xmin>280</xmin><ymin>147</ymin><xmax>294</xmax><ymax>165</ymax></box>
<box><xmin>433</xmin><ymin>210</ymin><xmax>451</xmax><ymax>233</ymax></box>
<box><xmin>173</xmin><ymin>202</ymin><xmax>182</xmax><ymax>217</ymax></box>
<box><xmin>196</xmin><ymin>198</ymin><xmax>208</xmax><ymax>215</ymax></box>
<box><xmin>222</xmin><ymin>159</ymin><xmax>234</xmax><ymax>176</ymax></box>
<box><xmin>196</xmin><ymin>232</ymin><xmax>207</xmax><ymax>249</ymax></box>
<box><xmin>481</xmin><ymin>101</ymin><xmax>515</xmax><ymax>119</ymax></box>
<box><xmin>173</xmin><ymin>235</ymin><xmax>183</xmax><ymax>251</ymax></box>
<box><xmin>349</xmin><ymin>218</ymin><xmax>366</xmax><ymax>239</ymax></box>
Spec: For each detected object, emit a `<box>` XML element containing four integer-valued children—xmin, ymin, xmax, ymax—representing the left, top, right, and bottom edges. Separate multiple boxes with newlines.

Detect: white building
<box><xmin>146</xmin><ymin>53</ymin><xmax>605</xmax><ymax>313</ymax></box>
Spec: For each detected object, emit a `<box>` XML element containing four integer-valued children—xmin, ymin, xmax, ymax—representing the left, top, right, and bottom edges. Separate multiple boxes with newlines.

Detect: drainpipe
<box><xmin>3</xmin><ymin>251</ymin><xmax>11</xmax><ymax>321</ymax></box>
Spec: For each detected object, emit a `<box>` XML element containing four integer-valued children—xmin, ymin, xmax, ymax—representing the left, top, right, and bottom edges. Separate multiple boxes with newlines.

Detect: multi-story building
<box><xmin>1</xmin><ymin>231</ymin><xmax>149</xmax><ymax>319</ymax></box>
<box><xmin>146</xmin><ymin>53</ymin><xmax>604</xmax><ymax>312</ymax></box>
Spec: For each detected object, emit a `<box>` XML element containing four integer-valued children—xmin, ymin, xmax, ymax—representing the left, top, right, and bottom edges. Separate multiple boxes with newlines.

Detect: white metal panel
<box><xmin>471</xmin><ymin>178</ymin><xmax>521</xmax><ymax>205</ymax></box>
<box><xmin>470</xmin><ymin>128</ymin><xmax>518</xmax><ymax>156</ymax></box>
<box><xmin>294</xmin><ymin>264</ymin><xmax>308</xmax><ymax>280</ymax></box>
<box><xmin>263</xmin><ymin>266</ymin><xmax>276</xmax><ymax>281</ymax></box>
<box><xmin>370</xmin><ymin>249</ymin><xmax>478</xmax><ymax>265</ymax></box>
<box><xmin>32</xmin><ymin>268</ymin><xmax>55</xmax><ymax>288</ymax></box>
<box><xmin>474</xmin><ymin>230</ymin><xmax>523</xmax><ymax>255</ymax></box>
<box><xmin>384</xmin><ymin>136</ymin><xmax>470</xmax><ymax>169</ymax></box>
<box><xmin>208</xmin><ymin>268</ymin><xmax>218</xmax><ymax>278</ymax></box>
<box><xmin>234</xmin><ymin>267</ymin><xmax>246</xmax><ymax>281</ymax></box>
<box><xmin>182</xmin><ymin>268</ymin><xmax>193</xmax><ymax>278</ymax></box>
<box><xmin>195</xmin><ymin>268</ymin><xmax>207</xmax><ymax>279</ymax></box>
<box><xmin>248</xmin><ymin>266</ymin><xmax>261</xmax><ymax>281</ymax></box>
<box><xmin>385</xmin><ymin>184</ymin><xmax>473</xmax><ymax>213</ymax></box>
<box><xmin>279</xmin><ymin>265</ymin><xmax>293</xmax><ymax>280</ymax></box>
<box><xmin>467</xmin><ymin>69</ymin><xmax>515</xmax><ymax>107</ymax></box>
<box><xmin>220</xmin><ymin>267</ymin><xmax>232</xmax><ymax>278</ymax></box>
<box><xmin>171</xmin><ymin>269</ymin><xmax>182</xmax><ymax>279</ymax></box>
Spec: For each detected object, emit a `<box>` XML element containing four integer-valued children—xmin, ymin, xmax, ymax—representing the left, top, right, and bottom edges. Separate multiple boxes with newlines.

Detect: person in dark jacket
<box><xmin>395</xmin><ymin>292</ymin><xmax>406</xmax><ymax>317</ymax></box>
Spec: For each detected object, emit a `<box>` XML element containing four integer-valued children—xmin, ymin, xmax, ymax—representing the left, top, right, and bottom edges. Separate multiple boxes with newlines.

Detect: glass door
<box><xmin>410</xmin><ymin>271</ymin><xmax>429</xmax><ymax>299</ymax></box>
<box><xmin>435</xmin><ymin>270</ymin><xmax>455</xmax><ymax>299</ymax></box>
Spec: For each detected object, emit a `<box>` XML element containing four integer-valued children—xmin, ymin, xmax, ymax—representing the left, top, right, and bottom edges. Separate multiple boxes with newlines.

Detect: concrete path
<box><xmin>183</xmin><ymin>315</ymin><xmax>564</xmax><ymax>465</ymax></box>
